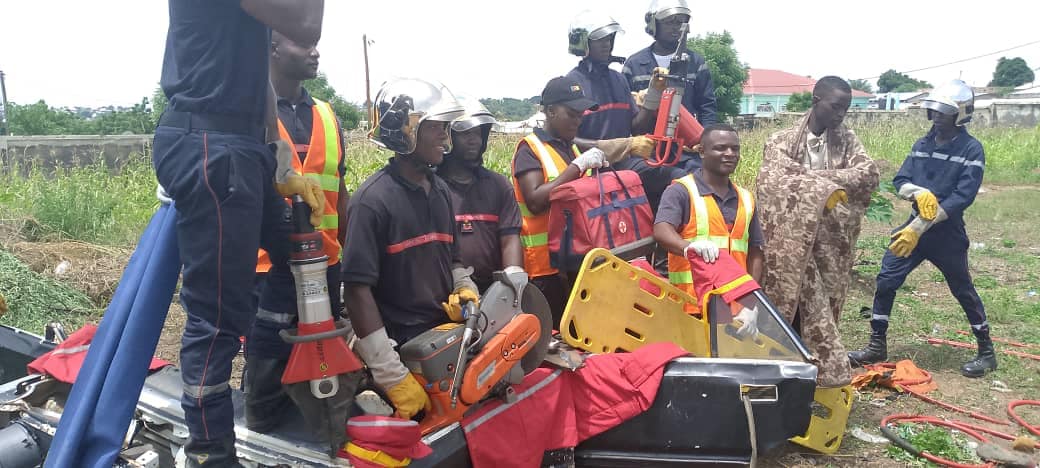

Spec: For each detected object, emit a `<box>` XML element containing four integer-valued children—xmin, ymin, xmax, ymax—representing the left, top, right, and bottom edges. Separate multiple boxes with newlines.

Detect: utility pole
<box><xmin>362</xmin><ymin>34</ymin><xmax>373</xmax><ymax>130</ymax></box>
<box><xmin>0</xmin><ymin>70</ymin><xmax>9</xmax><ymax>136</ymax></box>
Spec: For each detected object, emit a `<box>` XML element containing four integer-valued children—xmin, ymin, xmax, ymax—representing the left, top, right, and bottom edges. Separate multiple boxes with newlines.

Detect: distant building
<box><xmin>740</xmin><ymin>69</ymin><xmax>873</xmax><ymax>117</ymax></box>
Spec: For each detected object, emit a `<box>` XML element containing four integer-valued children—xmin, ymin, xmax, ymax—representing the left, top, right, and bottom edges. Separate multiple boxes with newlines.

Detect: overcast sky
<box><xmin>2</xmin><ymin>0</ymin><xmax>1038</xmax><ymax>109</ymax></box>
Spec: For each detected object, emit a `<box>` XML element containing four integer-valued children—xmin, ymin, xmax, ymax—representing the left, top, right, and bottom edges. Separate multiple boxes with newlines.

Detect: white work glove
<box><xmin>684</xmin><ymin>239</ymin><xmax>719</xmax><ymax>264</ymax></box>
<box><xmin>156</xmin><ymin>184</ymin><xmax>173</xmax><ymax>205</ymax></box>
<box><xmin>502</xmin><ymin>265</ymin><xmax>529</xmax><ymax>300</ymax></box>
<box><xmin>571</xmin><ymin>148</ymin><xmax>609</xmax><ymax>172</ymax></box>
<box><xmin>733</xmin><ymin>305</ymin><xmax>760</xmax><ymax>339</ymax></box>
<box><xmin>354</xmin><ymin>328</ymin><xmax>430</xmax><ymax>420</ymax></box>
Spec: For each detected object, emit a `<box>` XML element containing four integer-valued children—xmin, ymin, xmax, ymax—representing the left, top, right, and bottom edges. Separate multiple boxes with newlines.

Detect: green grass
<box><xmin>886</xmin><ymin>423</ymin><xmax>982</xmax><ymax>467</ymax></box>
<box><xmin>0</xmin><ymin>159</ymin><xmax>158</xmax><ymax>246</ymax></box>
<box><xmin>0</xmin><ymin>249</ymin><xmax>98</xmax><ymax>332</ymax></box>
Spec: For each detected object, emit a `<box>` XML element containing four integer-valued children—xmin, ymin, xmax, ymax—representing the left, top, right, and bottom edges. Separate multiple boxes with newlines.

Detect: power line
<box><xmin>856</xmin><ymin>38</ymin><xmax>1040</xmax><ymax>81</ymax></box>
<box><xmin>745</xmin><ymin>39</ymin><xmax>1040</xmax><ymax>90</ymax></box>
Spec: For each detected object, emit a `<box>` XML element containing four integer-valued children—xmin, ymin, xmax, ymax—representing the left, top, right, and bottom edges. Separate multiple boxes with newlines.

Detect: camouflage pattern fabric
<box><xmin>755</xmin><ymin>113</ymin><xmax>879</xmax><ymax>387</ymax></box>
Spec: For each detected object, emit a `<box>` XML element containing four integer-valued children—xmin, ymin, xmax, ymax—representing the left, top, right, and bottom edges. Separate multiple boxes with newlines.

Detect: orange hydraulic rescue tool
<box><xmin>647</xmin><ymin>23</ymin><xmax>705</xmax><ymax>167</ymax></box>
<box><xmin>399</xmin><ymin>271</ymin><xmax>551</xmax><ymax>435</ymax></box>
<box><xmin>279</xmin><ymin>195</ymin><xmax>364</xmax><ymax>456</ymax></box>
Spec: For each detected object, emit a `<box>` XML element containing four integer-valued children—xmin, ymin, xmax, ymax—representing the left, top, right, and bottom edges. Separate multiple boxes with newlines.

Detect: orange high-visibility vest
<box><xmin>511</xmin><ymin>133</ymin><xmax>580</xmax><ymax>278</ymax></box>
<box><xmin>257</xmin><ymin>98</ymin><xmax>343</xmax><ymax>272</ymax></box>
<box><xmin>666</xmin><ymin>174</ymin><xmax>754</xmax><ymax>311</ymax></box>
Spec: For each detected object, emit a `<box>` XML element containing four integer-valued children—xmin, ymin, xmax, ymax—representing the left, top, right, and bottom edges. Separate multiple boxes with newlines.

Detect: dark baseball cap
<box><xmin>539</xmin><ymin>76</ymin><xmax>599</xmax><ymax>112</ymax></box>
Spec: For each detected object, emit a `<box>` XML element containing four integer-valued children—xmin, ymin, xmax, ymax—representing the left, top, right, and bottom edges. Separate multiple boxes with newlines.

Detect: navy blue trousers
<box><xmin>153</xmin><ymin>126</ymin><xmax>291</xmax><ymax>442</ymax></box>
<box><xmin>871</xmin><ymin>220</ymin><xmax>988</xmax><ymax>338</ymax></box>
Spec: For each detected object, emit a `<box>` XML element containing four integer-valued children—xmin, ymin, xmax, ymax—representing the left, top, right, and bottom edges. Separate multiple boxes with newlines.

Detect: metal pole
<box><xmin>0</xmin><ymin>70</ymin><xmax>9</xmax><ymax>136</ymax></box>
<box><xmin>362</xmin><ymin>34</ymin><xmax>373</xmax><ymax>129</ymax></box>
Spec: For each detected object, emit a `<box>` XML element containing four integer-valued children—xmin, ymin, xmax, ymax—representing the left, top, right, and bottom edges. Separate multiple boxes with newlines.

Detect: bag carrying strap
<box><xmin>593</xmin><ymin>168</ymin><xmax>646</xmax><ymax>240</ymax></box>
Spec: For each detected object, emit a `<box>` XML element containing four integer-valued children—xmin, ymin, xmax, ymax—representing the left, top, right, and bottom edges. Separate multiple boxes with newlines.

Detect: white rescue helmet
<box><xmin>568</xmin><ymin>10</ymin><xmax>624</xmax><ymax>57</ymax></box>
<box><xmin>644</xmin><ymin>0</ymin><xmax>691</xmax><ymax>36</ymax></box>
<box><xmin>369</xmin><ymin>78</ymin><xmax>465</xmax><ymax>154</ymax></box>
<box><xmin>451</xmin><ymin>95</ymin><xmax>497</xmax><ymax>133</ymax></box>
<box><xmin>922</xmin><ymin>79</ymin><xmax>975</xmax><ymax>126</ymax></box>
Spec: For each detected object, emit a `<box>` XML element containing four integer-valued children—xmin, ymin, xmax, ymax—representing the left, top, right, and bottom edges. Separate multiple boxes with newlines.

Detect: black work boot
<box><xmin>848</xmin><ymin>333</ymin><xmax>887</xmax><ymax>367</ymax></box>
<box><xmin>961</xmin><ymin>334</ymin><xmax>997</xmax><ymax>378</ymax></box>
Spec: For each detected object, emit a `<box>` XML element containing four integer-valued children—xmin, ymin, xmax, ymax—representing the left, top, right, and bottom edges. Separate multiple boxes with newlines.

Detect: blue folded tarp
<box><xmin>46</xmin><ymin>202</ymin><xmax>181</xmax><ymax>468</ymax></box>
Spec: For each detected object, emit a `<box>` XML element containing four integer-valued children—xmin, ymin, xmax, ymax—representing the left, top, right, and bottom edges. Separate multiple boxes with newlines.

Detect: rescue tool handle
<box><xmin>279</xmin><ymin>318</ymin><xmax>354</xmax><ymax>343</ymax></box>
<box><xmin>449</xmin><ymin>301</ymin><xmax>480</xmax><ymax>407</ymax></box>
<box><xmin>291</xmin><ymin>194</ymin><xmax>314</xmax><ymax>234</ymax></box>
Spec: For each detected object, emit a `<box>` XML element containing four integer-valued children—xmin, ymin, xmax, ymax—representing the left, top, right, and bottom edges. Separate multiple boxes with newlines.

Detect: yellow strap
<box><xmin>676</xmin><ymin>175</ymin><xmax>711</xmax><ymax>241</ymax></box>
<box><xmin>735</xmin><ymin>185</ymin><xmax>754</xmax><ymax>247</ymax></box>
<box><xmin>528</xmin><ymin>134</ymin><xmax>569</xmax><ymax>182</ymax></box>
<box><xmin>312</xmin><ymin>98</ymin><xmax>341</xmax><ymax>182</ymax></box>
<box><xmin>700</xmin><ymin>274</ymin><xmax>754</xmax><ymax>316</ymax></box>
<box><xmin>521</xmin><ymin>232</ymin><xmax>549</xmax><ymax>247</ymax></box>
<box><xmin>345</xmin><ymin>443</ymin><xmax>411</xmax><ymax>467</ymax></box>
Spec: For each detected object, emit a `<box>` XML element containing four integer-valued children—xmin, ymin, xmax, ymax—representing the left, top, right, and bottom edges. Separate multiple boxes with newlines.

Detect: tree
<box><xmin>480</xmin><ymin>97</ymin><xmax>538</xmax><ymax>121</ymax></box>
<box><xmin>151</xmin><ymin>85</ymin><xmax>168</xmax><ymax>124</ymax></box>
<box><xmin>86</xmin><ymin>97</ymin><xmax>155</xmax><ymax>135</ymax></box>
<box><xmin>877</xmin><ymin>69</ymin><xmax>931</xmax><ymax>93</ymax></box>
<box><xmin>303</xmin><ymin>72</ymin><xmax>362</xmax><ymax>130</ymax></box>
<box><xmin>7</xmin><ymin>100</ymin><xmax>87</xmax><ymax>135</ymax></box>
<box><xmin>786</xmin><ymin>92</ymin><xmax>813</xmax><ymax>112</ymax></box>
<box><xmin>989</xmin><ymin>56</ymin><xmax>1035</xmax><ymax>87</ymax></box>
<box><xmin>687</xmin><ymin>30</ymin><xmax>748</xmax><ymax>118</ymax></box>
<box><xmin>848</xmin><ymin>78</ymin><xmax>874</xmax><ymax>94</ymax></box>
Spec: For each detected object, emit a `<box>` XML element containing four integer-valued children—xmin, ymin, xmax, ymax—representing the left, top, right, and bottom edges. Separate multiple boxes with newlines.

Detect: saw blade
<box><xmin>519</xmin><ymin>286</ymin><xmax>552</xmax><ymax>374</ymax></box>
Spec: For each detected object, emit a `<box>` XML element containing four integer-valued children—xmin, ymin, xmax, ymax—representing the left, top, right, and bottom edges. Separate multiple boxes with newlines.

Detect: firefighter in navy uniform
<box><xmin>849</xmin><ymin>80</ymin><xmax>995</xmax><ymax>378</ymax></box>
<box><xmin>340</xmin><ymin>78</ymin><xmax>477</xmax><ymax>421</ymax></box>
<box><xmin>565</xmin><ymin>9</ymin><xmax>681</xmax><ymax>213</ymax></box>
<box><xmin>623</xmin><ymin>0</ymin><xmax>718</xmax><ymax>173</ymax></box>
<box><xmin>436</xmin><ymin>97</ymin><xmax>525</xmax><ymax>292</ymax></box>
<box><xmin>245</xmin><ymin>30</ymin><xmax>350</xmax><ymax>434</ymax></box>
<box><xmin>152</xmin><ymin>1</ymin><xmax>326</xmax><ymax>465</ymax></box>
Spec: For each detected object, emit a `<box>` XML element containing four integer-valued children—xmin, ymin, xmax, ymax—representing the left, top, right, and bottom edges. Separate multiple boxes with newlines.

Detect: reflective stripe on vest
<box><xmin>256</xmin><ymin>98</ymin><xmax>343</xmax><ymax>273</ymax></box>
<box><xmin>512</xmin><ymin>133</ymin><xmax>579</xmax><ymax>277</ymax></box>
<box><xmin>666</xmin><ymin>174</ymin><xmax>754</xmax><ymax>309</ymax></box>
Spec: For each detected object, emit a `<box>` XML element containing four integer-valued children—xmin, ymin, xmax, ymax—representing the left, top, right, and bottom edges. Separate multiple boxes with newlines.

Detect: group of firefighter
<box><xmin>155</xmin><ymin>0</ymin><xmax>995</xmax><ymax>465</ymax></box>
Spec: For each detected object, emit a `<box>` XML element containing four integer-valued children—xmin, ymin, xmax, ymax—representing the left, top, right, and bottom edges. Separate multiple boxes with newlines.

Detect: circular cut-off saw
<box><xmin>399</xmin><ymin>270</ymin><xmax>552</xmax><ymax>435</ymax></box>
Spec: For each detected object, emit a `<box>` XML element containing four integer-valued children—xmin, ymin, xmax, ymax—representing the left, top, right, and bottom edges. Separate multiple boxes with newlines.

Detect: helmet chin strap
<box><xmin>401</xmin><ymin>152</ymin><xmax>436</xmax><ymax>173</ymax></box>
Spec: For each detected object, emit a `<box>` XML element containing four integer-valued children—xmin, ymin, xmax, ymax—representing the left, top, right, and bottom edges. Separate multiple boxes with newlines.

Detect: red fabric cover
<box><xmin>26</xmin><ymin>324</ymin><xmax>169</xmax><ymax>384</ymax></box>
<box><xmin>339</xmin><ymin>416</ymin><xmax>432</xmax><ymax>468</ymax></box>
<box><xmin>548</xmin><ymin>169</ymin><xmax>653</xmax><ymax>269</ymax></box>
<box><xmin>461</xmin><ymin>342</ymin><xmax>690</xmax><ymax>468</ymax></box>
<box><xmin>629</xmin><ymin>257</ymin><xmax>663</xmax><ymax>296</ymax></box>
<box><xmin>688</xmin><ymin>249</ymin><xmax>760</xmax><ymax>305</ymax></box>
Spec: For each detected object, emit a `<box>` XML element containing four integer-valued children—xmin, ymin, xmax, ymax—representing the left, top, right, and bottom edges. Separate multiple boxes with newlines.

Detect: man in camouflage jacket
<box><xmin>754</xmin><ymin>77</ymin><xmax>879</xmax><ymax>387</ymax></box>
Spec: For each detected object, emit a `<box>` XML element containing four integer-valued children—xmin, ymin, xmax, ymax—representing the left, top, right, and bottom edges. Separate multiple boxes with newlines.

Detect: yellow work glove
<box><xmin>914</xmin><ymin>190</ymin><xmax>939</xmax><ymax>221</ymax></box>
<box><xmin>386</xmin><ymin>373</ymin><xmax>432</xmax><ymax>420</ymax></box>
<box><xmin>275</xmin><ymin>175</ymin><xmax>325</xmax><ymax>228</ymax></box>
<box><xmin>630</xmin><ymin>135</ymin><xmax>655</xmax><ymax>159</ymax></box>
<box><xmin>441</xmin><ymin>287</ymin><xmax>480</xmax><ymax>322</ymax></box>
<box><xmin>888</xmin><ymin>225</ymin><xmax>921</xmax><ymax>258</ymax></box>
<box><xmin>825</xmin><ymin>189</ymin><xmax>848</xmax><ymax>211</ymax></box>
<box><xmin>271</xmin><ymin>139</ymin><xmax>324</xmax><ymax>227</ymax></box>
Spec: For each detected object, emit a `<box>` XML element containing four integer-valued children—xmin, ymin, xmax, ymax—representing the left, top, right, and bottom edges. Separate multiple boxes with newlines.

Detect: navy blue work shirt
<box><xmin>623</xmin><ymin>45</ymin><xmax>718</xmax><ymax>126</ymax></box>
<box><xmin>893</xmin><ymin>126</ymin><xmax>985</xmax><ymax>224</ymax></box>
<box><xmin>340</xmin><ymin>158</ymin><xmax>460</xmax><ymax>343</ymax></box>
<box><xmin>161</xmin><ymin>0</ymin><xmax>270</xmax><ymax>124</ymax></box>
<box><xmin>566</xmin><ymin>59</ymin><xmax>639</xmax><ymax>141</ymax></box>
